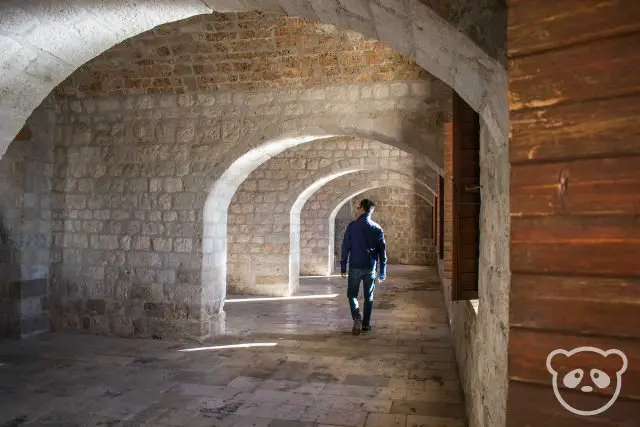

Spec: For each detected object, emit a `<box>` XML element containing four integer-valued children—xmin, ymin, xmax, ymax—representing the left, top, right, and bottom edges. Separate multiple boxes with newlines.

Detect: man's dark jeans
<box><xmin>347</xmin><ymin>267</ymin><xmax>377</xmax><ymax>327</ymax></box>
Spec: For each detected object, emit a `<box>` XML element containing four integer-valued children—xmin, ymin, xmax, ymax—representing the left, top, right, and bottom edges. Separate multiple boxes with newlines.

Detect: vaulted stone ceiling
<box><xmin>53</xmin><ymin>12</ymin><xmax>431</xmax><ymax>100</ymax></box>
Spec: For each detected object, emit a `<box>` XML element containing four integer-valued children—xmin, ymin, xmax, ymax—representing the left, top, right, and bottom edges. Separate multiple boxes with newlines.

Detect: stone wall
<box><xmin>437</xmin><ymin>120</ymin><xmax>510</xmax><ymax>427</ymax></box>
<box><xmin>54</xmin><ymin>13</ymin><xmax>427</xmax><ymax>99</ymax></box>
<box><xmin>0</xmin><ymin>106</ymin><xmax>55</xmax><ymax>339</ymax></box>
<box><xmin>420</xmin><ymin>0</ymin><xmax>506</xmax><ymax>66</ymax></box>
<box><xmin>47</xmin><ymin>79</ymin><xmax>446</xmax><ymax>339</ymax></box>
<box><xmin>227</xmin><ymin>138</ymin><xmax>437</xmax><ymax>295</ymax></box>
<box><xmin>299</xmin><ymin>170</ymin><xmax>434</xmax><ymax>275</ymax></box>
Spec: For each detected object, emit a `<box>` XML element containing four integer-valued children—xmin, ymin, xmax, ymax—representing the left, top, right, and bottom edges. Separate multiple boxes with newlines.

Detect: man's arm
<box><xmin>377</xmin><ymin>230</ymin><xmax>387</xmax><ymax>280</ymax></box>
<box><xmin>340</xmin><ymin>223</ymin><xmax>351</xmax><ymax>275</ymax></box>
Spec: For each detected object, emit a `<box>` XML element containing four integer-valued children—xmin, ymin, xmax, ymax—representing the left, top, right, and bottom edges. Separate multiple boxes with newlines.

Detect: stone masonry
<box><xmin>46</xmin><ymin>79</ymin><xmax>446</xmax><ymax>340</ymax></box>
<box><xmin>437</xmin><ymin>121</ymin><xmax>510</xmax><ymax>427</ymax></box>
<box><xmin>227</xmin><ymin>137</ymin><xmax>438</xmax><ymax>296</ymax></box>
<box><xmin>27</xmin><ymin>8</ymin><xmax>454</xmax><ymax>343</ymax></box>
<box><xmin>299</xmin><ymin>170</ymin><xmax>434</xmax><ymax>275</ymax></box>
<box><xmin>0</xmin><ymin>108</ymin><xmax>55</xmax><ymax>339</ymax></box>
<box><xmin>0</xmin><ymin>0</ymin><xmax>507</xmax><ymax>161</ymax></box>
<box><xmin>333</xmin><ymin>203</ymin><xmax>353</xmax><ymax>273</ymax></box>
<box><xmin>54</xmin><ymin>13</ymin><xmax>429</xmax><ymax>99</ymax></box>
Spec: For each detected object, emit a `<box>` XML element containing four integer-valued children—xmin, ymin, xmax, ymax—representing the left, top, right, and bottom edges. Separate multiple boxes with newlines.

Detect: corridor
<box><xmin>0</xmin><ymin>265</ymin><xmax>464</xmax><ymax>427</ymax></box>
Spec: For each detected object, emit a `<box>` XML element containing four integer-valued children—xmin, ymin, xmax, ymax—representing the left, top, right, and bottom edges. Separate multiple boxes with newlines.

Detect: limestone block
<box><xmin>127</xmin><ymin>252</ymin><xmax>162</xmax><ymax>269</ymax></box>
<box><xmin>152</xmin><ymin>238</ymin><xmax>172</xmax><ymax>252</ymax></box>
<box><xmin>174</xmin><ymin>238</ymin><xmax>193</xmax><ymax>253</ymax></box>
<box><xmin>157</xmin><ymin>269</ymin><xmax>177</xmax><ymax>285</ymax></box>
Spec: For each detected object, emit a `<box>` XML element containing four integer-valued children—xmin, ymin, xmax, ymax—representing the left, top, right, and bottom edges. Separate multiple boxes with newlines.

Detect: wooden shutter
<box><xmin>451</xmin><ymin>92</ymin><xmax>480</xmax><ymax>301</ymax></box>
<box><xmin>432</xmin><ymin>197</ymin><xmax>438</xmax><ymax>245</ymax></box>
<box><xmin>438</xmin><ymin>175</ymin><xmax>444</xmax><ymax>260</ymax></box>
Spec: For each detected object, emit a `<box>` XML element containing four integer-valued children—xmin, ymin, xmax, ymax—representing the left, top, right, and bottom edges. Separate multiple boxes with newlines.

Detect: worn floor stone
<box><xmin>0</xmin><ymin>265</ymin><xmax>465</xmax><ymax>426</ymax></box>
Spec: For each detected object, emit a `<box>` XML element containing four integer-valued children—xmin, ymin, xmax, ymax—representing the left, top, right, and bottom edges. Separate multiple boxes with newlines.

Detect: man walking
<box><xmin>340</xmin><ymin>199</ymin><xmax>387</xmax><ymax>335</ymax></box>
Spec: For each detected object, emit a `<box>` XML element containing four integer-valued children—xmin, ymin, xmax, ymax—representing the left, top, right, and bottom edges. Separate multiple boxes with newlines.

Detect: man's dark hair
<box><xmin>359</xmin><ymin>199</ymin><xmax>375</xmax><ymax>214</ymax></box>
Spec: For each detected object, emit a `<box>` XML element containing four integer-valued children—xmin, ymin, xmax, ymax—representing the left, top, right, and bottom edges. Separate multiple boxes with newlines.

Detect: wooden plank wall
<box><xmin>507</xmin><ymin>1</ymin><xmax>640</xmax><ymax>425</ymax></box>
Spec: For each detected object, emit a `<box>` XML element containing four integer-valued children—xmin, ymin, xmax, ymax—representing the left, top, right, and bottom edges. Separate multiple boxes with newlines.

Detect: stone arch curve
<box><xmin>224</xmin><ymin>151</ymin><xmax>434</xmax><ymax>296</ymax></box>
<box><xmin>295</xmin><ymin>170</ymin><xmax>433</xmax><ymax>275</ymax></box>
<box><xmin>327</xmin><ymin>183</ymin><xmax>434</xmax><ymax>276</ymax></box>
<box><xmin>288</xmin><ymin>165</ymin><xmax>435</xmax><ymax>293</ymax></box>
<box><xmin>0</xmin><ymin>0</ymin><xmax>506</xmax><ymax>160</ymax></box>
<box><xmin>204</xmin><ymin>113</ymin><xmax>439</xmax><ymax>315</ymax></box>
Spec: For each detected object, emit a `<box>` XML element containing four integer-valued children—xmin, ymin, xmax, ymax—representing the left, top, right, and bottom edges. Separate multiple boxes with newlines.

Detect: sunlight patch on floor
<box><xmin>226</xmin><ymin>294</ymin><xmax>339</xmax><ymax>303</ymax></box>
<box><xmin>178</xmin><ymin>342</ymin><xmax>278</xmax><ymax>352</ymax></box>
<box><xmin>300</xmin><ymin>274</ymin><xmax>343</xmax><ymax>278</ymax></box>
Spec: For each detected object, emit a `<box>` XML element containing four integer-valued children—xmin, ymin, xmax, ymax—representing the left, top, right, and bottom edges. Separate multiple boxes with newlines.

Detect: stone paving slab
<box><xmin>0</xmin><ymin>265</ymin><xmax>465</xmax><ymax>426</ymax></box>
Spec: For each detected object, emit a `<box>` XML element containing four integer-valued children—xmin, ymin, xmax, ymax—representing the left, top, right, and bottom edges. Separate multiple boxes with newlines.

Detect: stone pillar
<box><xmin>0</xmin><ymin>107</ymin><xmax>54</xmax><ymax>339</ymax></box>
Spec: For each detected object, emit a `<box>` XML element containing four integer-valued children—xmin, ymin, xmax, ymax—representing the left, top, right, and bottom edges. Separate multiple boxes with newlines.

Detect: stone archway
<box><xmin>328</xmin><ymin>185</ymin><xmax>434</xmax><ymax>275</ymax></box>
<box><xmin>287</xmin><ymin>167</ymin><xmax>435</xmax><ymax>292</ymax></box>
<box><xmin>41</xmin><ymin>82</ymin><xmax>442</xmax><ymax>338</ymax></box>
<box><xmin>203</xmin><ymin>111</ymin><xmax>439</xmax><ymax>317</ymax></box>
<box><xmin>222</xmin><ymin>148</ymin><xmax>435</xmax><ymax>297</ymax></box>
<box><xmin>293</xmin><ymin>170</ymin><xmax>434</xmax><ymax>276</ymax></box>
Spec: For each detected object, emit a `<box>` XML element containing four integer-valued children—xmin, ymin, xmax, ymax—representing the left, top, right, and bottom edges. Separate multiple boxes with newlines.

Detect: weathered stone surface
<box><xmin>0</xmin><ymin>266</ymin><xmax>464</xmax><ymax>425</ymax></box>
<box><xmin>0</xmin><ymin>107</ymin><xmax>54</xmax><ymax>339</ymax></box>
<box><xmin>437</xmin><ymin>119</ymin><xmax>509</xmax><ymax>427</ymax></box>
<box><xmin>297</xmin><ymin>170</ymin><xmax>434</xmax><ymax>275</ymax></box>
<box><xmin>227</xmin><ymin>137</ymin><xmax>439</xmax><ymax>294</ymax></box>
<box><xmin>41</xmin><ymin>80</ymin><xmax>449</xmax><ymax>338</ymax></box>
<box><xmin>55</xmin><ymin>14</ymin><xmax>428</xmax><ymax>100</ymax></box>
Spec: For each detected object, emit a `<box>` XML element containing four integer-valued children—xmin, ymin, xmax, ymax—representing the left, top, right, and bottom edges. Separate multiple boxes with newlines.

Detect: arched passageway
<box><xmin>0</xmin><ymin>3</ymin><xmax>509</xmax><ymax>427</ymax></box>
<box><xmin>324</xmin><ymin>181</ymin><xmax>434</xmax><ymax>276</ymax></box>
<box><xmin>205</xmin><ymin>110</ymin><xmax>441</xmax><ymax>313</ymax></box>
<box><xmin>298</xmin><ymin>171</ymin><xmax>432</xmax><ymax>276</ymax></box>
<box><xmin>289</xmin><ymin>168</ymin><xmax>434</xmax><ymax>293</ymax></box>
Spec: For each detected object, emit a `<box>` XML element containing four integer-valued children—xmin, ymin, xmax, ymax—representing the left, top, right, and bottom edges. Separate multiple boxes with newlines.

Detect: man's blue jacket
<box><xmin>340</xmin><ymin>213</ymin><xmax>387</xmax><ymax>279</ymax></box>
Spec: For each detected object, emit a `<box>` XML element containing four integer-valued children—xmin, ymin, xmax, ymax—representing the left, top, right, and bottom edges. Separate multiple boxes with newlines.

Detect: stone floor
<box><xmin>0</xmin><ymin>265</ymin><xmax>465</xmax><ymax>427</ymax></box>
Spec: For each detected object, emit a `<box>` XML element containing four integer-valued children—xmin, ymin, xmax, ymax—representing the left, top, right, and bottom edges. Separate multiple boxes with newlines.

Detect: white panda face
<box><xmin>546</xmin><ymin>347</ymin><xmax>628</xmax><ymax>416</ymax></box>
